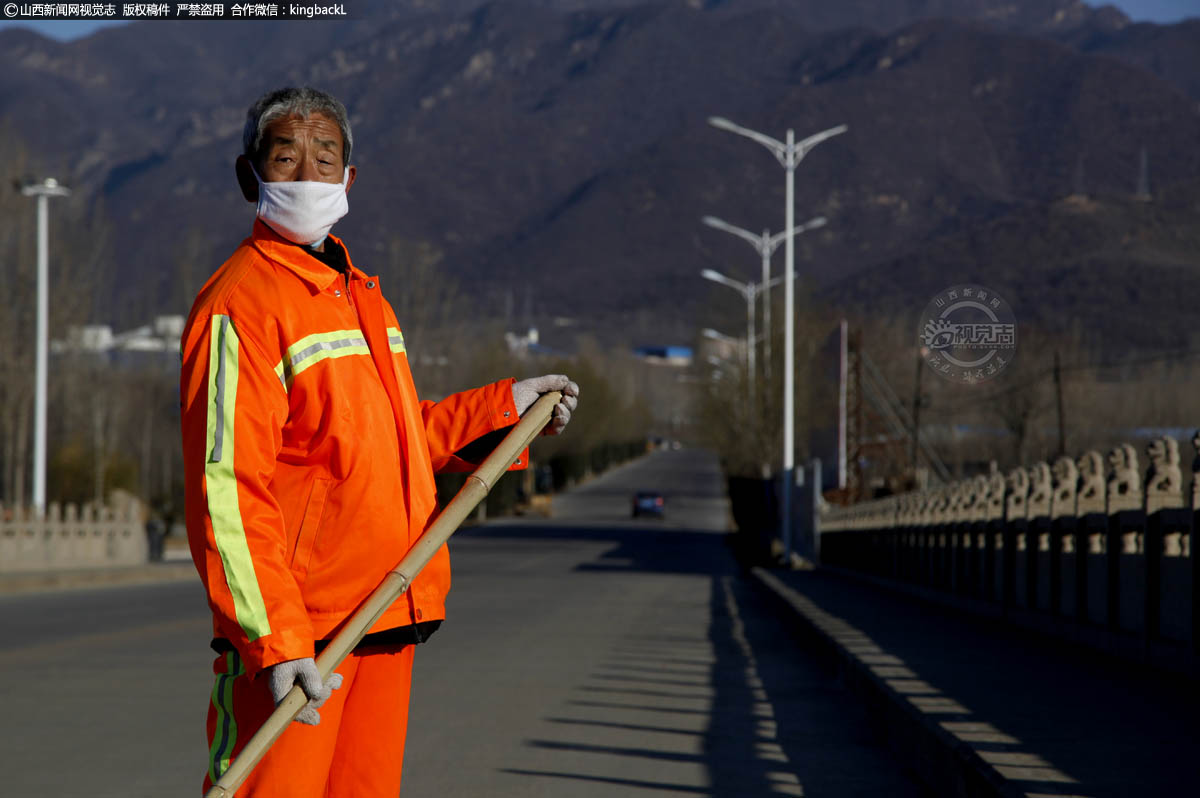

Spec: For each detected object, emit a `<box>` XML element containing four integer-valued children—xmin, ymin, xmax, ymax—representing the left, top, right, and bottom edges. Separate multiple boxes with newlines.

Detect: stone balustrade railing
<box><xmin>819</xmin><ymin>435</ymin><xmax>1198</xmax><ymax>664</ymax></box>
<box><xmin>0</xmin><ymin>502</ymin><xmax>147</xmax><ymax>573</ymax></box>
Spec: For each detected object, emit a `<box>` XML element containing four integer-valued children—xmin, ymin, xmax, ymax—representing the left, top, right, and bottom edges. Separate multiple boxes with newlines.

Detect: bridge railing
<box><xmin>819</xmin><ymin>436</ymin><xmax>1197</xmax><ymax>661</ymax></box>
<box><xmin>0</xmin><ymin>502</ymin><xmax>147</xmax><ymax>573</ymax></box>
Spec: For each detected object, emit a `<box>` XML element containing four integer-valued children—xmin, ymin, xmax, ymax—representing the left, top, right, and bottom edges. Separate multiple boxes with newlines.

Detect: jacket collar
<box><xmin>248</xmin><ymin>219</ymin><xmax>368</xmax><ymax>292</ymax></box>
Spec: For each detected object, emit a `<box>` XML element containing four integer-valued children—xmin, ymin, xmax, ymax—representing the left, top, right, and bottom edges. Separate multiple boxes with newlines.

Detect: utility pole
<box><xmin>1053</xmin><ymin>350</ymin><xmax>1066</xmax><ymax>458</ymax></box>
<box><xmin>911</xmin><ymin>350</ymin><xmax>923</xmax><ymax>470</ymax></box>
<box><xmin>20</xmin><ymin>177</ymin><xmax>71</xmax><ymax>515</ymax></box>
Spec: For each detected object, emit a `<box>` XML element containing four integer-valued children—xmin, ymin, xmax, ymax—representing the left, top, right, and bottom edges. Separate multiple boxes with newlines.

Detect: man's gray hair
<box><xmin>243</xmin><ymin>87</ymin><xmax>353</xmax><ymax>168</ymax></box>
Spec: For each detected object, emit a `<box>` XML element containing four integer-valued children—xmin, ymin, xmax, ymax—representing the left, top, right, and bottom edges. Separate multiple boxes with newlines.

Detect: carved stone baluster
<box><xmin>1006</xmin><ymin>467</ymin><xmax>1029</xmax><ymax>522</ymax></box>
<box><xmin>1106</xmin><ymin>443</ymin><xmax>1143</xmax><ymax>514</ymax></box>
<box><xmin>986</xmin><ymin>462</ymin><xmax>1005</xmax><ymax>523</ymax></box>
<box><xmin>1145</xmin><ymin>436</ymin><xmax>1183</xmax><ymax>514</ymax></box>
<box><xmin>1076</xmin><ymin>451</ymin><xmax>1106</xmax><ymax>515</ymax></box>
<box><xmin>1191</xmin><ymin>430</ymin><xmax>1200</xmax><ymax>511</ymax></box>
<box><xmin>1027</xmin><ymin>462</ymin><xmax>1052</xmax><ymax>519</ymax></box>
<box><xmin>1051</xmin><ymin>457</ymin><xmax>1078</xmax><ymax>521</ymax></box>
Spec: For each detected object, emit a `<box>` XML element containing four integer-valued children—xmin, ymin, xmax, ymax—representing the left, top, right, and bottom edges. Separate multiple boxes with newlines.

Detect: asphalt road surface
<box><xmin>1</xmin><ymin>448</ymin><xmax>928</xmax><ymax>797</ymax></box>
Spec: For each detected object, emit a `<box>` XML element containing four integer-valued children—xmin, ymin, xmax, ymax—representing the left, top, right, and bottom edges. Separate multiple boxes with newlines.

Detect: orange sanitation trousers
<box><xmin>203</xmin><ymin>646</ymin><xmax>415</xmax><ymax>798</ymax></box>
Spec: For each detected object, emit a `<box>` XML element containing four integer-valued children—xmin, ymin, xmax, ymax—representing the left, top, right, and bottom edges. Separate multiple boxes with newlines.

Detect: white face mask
<box><xmin>253</xmin><ymin>165</ymin><xmax>349</xmax><ymax>247</ymax></box>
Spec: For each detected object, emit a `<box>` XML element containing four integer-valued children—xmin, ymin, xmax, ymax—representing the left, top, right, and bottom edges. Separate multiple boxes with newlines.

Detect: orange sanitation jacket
<box><xmin>181</xmin><ymin>221</ymin><xmax>523</xmax><ymax>676</ymax></box>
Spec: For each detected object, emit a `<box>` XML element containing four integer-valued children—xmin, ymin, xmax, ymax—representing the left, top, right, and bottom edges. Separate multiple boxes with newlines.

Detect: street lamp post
<box><xmin>701</xmin><ymin>327</ymin><xmax>740</xmax><ymax>370</ymax></box>
<box><xmin>701</xmin><ymin>327</ymin><xmax>741</xmax><ymax>347</ymax></box>
<box><xmin>701</xmin><ymin>214</ymin><xmax>826</xmax><ymax>378</ymax></box>
<box><xmin>701</xmin><ymin>269</ymin><xmax>757</xmax><ymax>405</ymax></box>
<box><xmin>21</xmin><ymin>177</ymin><xmax>71</xmax><ymax>515</ymax></box>
<box><xmin>700</xmin><ymin>269</ymin><xmax>787</xmax><ymax>411</ymax></box>
<box><xmin>708</xmin><ymin>116</ymin><xmax>846</xmax><ymax>562</ymax></box>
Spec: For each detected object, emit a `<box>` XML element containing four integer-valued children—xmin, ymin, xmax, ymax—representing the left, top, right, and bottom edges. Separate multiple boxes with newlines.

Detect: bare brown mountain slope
<box><xmin>0</xmin><ymin>1</ymin><xmax>1195</xmax><ymax>351</ymax></box>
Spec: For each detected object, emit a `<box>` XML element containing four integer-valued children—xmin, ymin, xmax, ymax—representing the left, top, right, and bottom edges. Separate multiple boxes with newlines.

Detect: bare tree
<box><xmin>376</xmin><ymin>236</ymin><xmax>469</xmax><ymax>398</ymax></box>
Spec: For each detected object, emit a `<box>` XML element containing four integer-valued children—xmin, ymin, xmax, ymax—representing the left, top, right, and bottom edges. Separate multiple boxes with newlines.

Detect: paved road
<box><xmin>0</xmin><ymin>569</ymin><xmax>213</xmax><ymax>795</ymax></box>
<box><xmin>1</xmin><ymin>449</ymin><xmax>928</xmax><ymax>797</ymax></box>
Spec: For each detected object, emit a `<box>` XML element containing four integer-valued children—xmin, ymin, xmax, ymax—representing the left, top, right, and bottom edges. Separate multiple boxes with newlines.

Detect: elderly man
<box><xmin>180</xmin><ymin>87</ymin><xmax>578</xmax><ymax>798</ymax></box>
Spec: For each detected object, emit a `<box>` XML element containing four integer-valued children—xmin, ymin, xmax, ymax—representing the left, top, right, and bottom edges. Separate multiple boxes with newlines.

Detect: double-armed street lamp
<box><xmin>700</xmin><ymin>268</ymin><xmax>788</xmax><ymax>410</ymax></box>
<box><xmin>701</xmin><ymin>327</ymin><xmax>740</xmax><ymax>346</ymax></box>
<box><xmin>701</xmin><ymin>214</ymin><xmax>826</xmax><ymax>377</ymax></box>
<box><xmin>20</xmin><ymin>177</ymin><xmax>71</xmax><ymax>515</ymax></box>
<box><xmin>708</xmin><ymin>116</ymin><xmax>847</xmax><ymax>561</ymax></box>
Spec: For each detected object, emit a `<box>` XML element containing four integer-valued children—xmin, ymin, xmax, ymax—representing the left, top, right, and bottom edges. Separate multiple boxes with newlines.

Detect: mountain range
<box><xmin>1</xmin><ymin>0</ymin><xmax>1198</xmax><ymax>351</ymax></box>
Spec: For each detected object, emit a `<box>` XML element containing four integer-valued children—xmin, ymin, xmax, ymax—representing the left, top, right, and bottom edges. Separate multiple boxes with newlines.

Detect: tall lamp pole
<box><xmin>708</xmin><ymin>116</ymin><xmax>846</xmax><ymax>562</ymax></box>
<box><xmin>700</xmin><ymin>268</ymin><xmax>787</xmax><ymax>411</ymax></box>
<box><xmin>21</xmin><ymin>177</ymin><xmax>71</xmax><ymax>514</ymax></box>
<box><xmin>701</xmin><ymin>214</ymin><xmax>826</xmax><ymax>378</ymax></box>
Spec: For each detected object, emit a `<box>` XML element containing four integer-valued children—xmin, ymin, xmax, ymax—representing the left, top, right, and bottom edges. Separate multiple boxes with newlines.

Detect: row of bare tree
<box><xmin>859</xmin><ymin>313</ymin><xmax>1200</xmax><ymax>487</ymax></box>
<box><xmin>689</xmin><ymin>279</ymin><xmax>1200</xmax><ymax>501</ymax></box>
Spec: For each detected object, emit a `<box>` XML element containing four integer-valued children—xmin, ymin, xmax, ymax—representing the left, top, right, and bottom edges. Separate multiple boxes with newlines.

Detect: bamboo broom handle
<box><xmin>204</xmin><ymin>391</ymin><xmax>562</xmax><ymax>798</ymax></box>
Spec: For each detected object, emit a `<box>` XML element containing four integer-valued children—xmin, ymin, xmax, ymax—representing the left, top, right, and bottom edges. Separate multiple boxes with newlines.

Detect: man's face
<box><xmin>257</xmin><ymin>112</ymin><xmax>346</xmax><ymax>183</ymax></box>
<box><xmin>236</xmin><ymin>111</ymin><xmax>356</xmax><ymax>206</ymax></box>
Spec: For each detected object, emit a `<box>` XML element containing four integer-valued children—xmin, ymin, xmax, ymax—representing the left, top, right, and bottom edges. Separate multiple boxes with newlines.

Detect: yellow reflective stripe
<box><xmin>208</xmin><ymin>651</ymin><xmax>243</xmax><ymax>783</ymax></box>
<box><xmin>205</xmin><ymin>316</ymin><xmax>271</xmax><ymax>642</ymax></box>
<box><xmin>274</xmin><ymin>328</ymin><xmax>371</xmax><ymax>388</ymax></box>
<box><xmin>387</xmin><ymin>326</ymin><xmax>406</xmax><ymax>354</ymax></box>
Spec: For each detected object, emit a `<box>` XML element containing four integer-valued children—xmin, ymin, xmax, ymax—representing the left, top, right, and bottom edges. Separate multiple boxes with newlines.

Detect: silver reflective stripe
<box><xmin>387</xmin><ymin>326</ymin><xmax>406</xmax><ymax>354</ymax></box>
<box><xmin>203</xmin><ymin>315</ymin><xmax>272</xmax><ymax>641</ymax></box>
<box><xmin>211</xmin><ymin>317</ymin><xmax>229</xmax><ymax>463</ymax></box>
<box><xmin>290</xmin><ymin>335</ymin><xmax>368</xmax><ymax>367</ymax></box>
<box><xmin>274</xmin><ymin>329</ymin><xmax>371</xmax><ymax>389</ymax></box>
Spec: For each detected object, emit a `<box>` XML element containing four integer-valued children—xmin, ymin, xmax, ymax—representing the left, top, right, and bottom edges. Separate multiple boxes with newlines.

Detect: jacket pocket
<box><xmin>290</xmin><ymin>477</ymin><xmax>333</xmax><ymax>575</ymax></box>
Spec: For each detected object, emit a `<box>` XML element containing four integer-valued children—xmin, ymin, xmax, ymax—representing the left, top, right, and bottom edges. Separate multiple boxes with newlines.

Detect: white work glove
<box><xmin>512</xmin><ymin>374</ymin><xmax>580</xmax><ymax>436</ymax></box>
<box><xmin>265</xmin><ymin>657</ymin><xmax>343</xmax><ymax>726</ymax></box>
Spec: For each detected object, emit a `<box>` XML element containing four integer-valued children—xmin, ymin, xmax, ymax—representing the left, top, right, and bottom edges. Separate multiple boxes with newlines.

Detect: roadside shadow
<box><xmin>457</xmin><ymin>522</ymin><xmax>737</xmax><ymax>577</ymax></box>
<box><xmin>499</xmin><ymin>573</ymin><xmax>929</xmax><ymax>796</ymax></box>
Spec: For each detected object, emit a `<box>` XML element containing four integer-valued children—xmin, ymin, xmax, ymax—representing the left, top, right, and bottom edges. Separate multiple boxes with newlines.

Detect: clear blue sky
<box><xmin>0</xmin><ymin>2</ymin><xmax>1195</xmax><ymax>40</ymax></box>
<box><xmin>1116</xmin><ymin>0</ymin><xmax>1200</xmax><ymax>22</ymax></box>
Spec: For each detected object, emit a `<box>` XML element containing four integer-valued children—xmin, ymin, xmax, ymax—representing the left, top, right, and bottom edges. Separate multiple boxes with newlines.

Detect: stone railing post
<box><xmin>984</xmin><ymin>462</ymin><xmax>1005</xmax><ymax>602</ymax></box>
<box><xmin>1004</xmin><ymin>467</ymin><xmax>1029</xmax><ymax>610</ymax></box>
<box><xmin>1145</xmin><ymin>436</ymin><xmax>1185</xmax><ymax>643</ymax></box>
<box><xmin>1050</xmin><ymin>456</ymin><xmax>1078</xmax><ymax>616</ymax></box>
<box><xmin>1075</xmin><ymin>450</ymin><xmax>1107</xmax><ymax>625</ymax></box>
<box><xmin>1106</xmin><ymin>443</ymin><xmax>1144</xmax><ymax>633</ymax></box>
<box><xmin>1192</xmin><ymin>431</ymin><xmax>1200</xmax><ymax>653</ymax></box>
<box><xmin>1026</xmin><ymin>462</ymin><xmax>1052</xmax><ymax>611</ymax></box>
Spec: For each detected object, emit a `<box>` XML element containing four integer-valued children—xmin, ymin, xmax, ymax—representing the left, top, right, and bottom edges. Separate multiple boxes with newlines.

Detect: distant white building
<box><xmin>67</xmin><ymin>324</ymin><xmax>115</xmax><ymax>352</ymax></box>
<box><xmin>504</xmin><ymin>327</ymin><xmax>565</xmax><ymax>360</ymax></box>
<box><xmin>53</xmin><ymin>315</ymin><xmax>185</xmax><ymax>369</ymax></box>
<box><xmin>505</xmin><ymin>326</ymin><xmax>540</xmax><ymax>356</ymax></box>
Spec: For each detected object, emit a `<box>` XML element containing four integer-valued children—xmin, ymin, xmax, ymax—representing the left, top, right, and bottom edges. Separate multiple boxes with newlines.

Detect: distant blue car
<box><xmin>632</xmin><ymin>491</ymin><xmax>665</xmax><ymax>518</ymax></box>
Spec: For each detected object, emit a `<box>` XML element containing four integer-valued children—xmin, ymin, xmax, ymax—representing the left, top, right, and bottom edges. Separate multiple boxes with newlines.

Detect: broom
<box><xmin>203</xmin><ymin>391</ymin><xmax>562</xmax><ymax>798</ymax></box>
